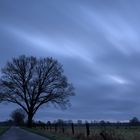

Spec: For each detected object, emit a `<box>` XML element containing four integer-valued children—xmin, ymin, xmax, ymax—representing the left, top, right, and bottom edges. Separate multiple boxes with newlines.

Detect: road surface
<box><xmin>0</xmin><ymin>127</ymin><xmax>49</xmax><ymax>140</ymax></box>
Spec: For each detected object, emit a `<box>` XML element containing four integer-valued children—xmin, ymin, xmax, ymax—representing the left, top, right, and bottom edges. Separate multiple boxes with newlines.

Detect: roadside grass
<box><xmin>23</xmin><ymin>127</ymin><xmax>77</xmax><ymax>140</ymax></box>
<box><xmin>0</xmin><ymin>126</ymin><xmax>10</xmax><ymax>136</ymax></box>
<box><xmin>23</xmin><ymin>126</ymin><xmax>140</xmax><ymax>140</ymax></box>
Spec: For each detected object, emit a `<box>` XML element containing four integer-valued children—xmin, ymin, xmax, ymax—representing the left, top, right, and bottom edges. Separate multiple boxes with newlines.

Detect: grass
<box><xmin>23</xmin><ymin>127</ymin><xmax>77</xmax><ymax>140</ymax></box>
<box><xmin>0</xmin><ymin>126</ymin><xmax>10</xmax><ymax>136</ymax></box>
<box><xmin>23</xmin><ymin>126</ymin><xmax>140</xmax><ymax>140</ymax></box>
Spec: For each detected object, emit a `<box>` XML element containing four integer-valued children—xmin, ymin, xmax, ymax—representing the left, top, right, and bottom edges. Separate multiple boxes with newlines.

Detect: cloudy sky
<box><xmin>1</xmin><ymin>0</ymin><xmax>140</xmax><ymax>122</ymax></box>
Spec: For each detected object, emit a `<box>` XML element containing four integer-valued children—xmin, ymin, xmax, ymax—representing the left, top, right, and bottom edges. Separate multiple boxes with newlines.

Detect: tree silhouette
<box><xmin>11</xmin><ymin>108</ymin><xmax>25</xmax><ymax>126</ymax></box>
<box><xmin>129</xmin><ymin>117</ymin><xmax>139</xmax><ymax>126</ymax></box>
<box><xmin>0</xmin><ymin>55</ymin><xmax>75</xmax><ymax>127</ymax></box>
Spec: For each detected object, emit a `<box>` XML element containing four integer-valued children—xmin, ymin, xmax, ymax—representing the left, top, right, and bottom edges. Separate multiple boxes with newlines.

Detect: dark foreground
<box><xmin>0</xmin><ymin>127</ymin><xmax>49</xmax><ymax>140</ymax></box>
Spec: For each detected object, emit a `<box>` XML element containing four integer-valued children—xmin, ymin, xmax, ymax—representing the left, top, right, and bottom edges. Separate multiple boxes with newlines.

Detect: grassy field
<box><xmin>24</xmin><ymin>127</ymin><xmax>77</xmax><ymax>140</ymax></box>
<box><xmin>0</xmin><ymin>126</ymin><xmax>10</xmax><ymax>136</ymax></box>
<box><xmin>88</xmin><ymin>126</ymin><xmax>140</xmax><ymax>140</ymax></box>
<box><xmin>24</xmin><ymin>126</ymin><xmax>140</xmax><ymax>140</ymax></box>
<box><xmin>73</xmin><ymin>126</ymin><xmax>140</xmax><ymax>140</ymax></box>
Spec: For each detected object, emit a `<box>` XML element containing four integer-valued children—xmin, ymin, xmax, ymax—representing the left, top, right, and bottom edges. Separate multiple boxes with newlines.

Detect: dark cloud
<box><xmin>0</xmin><ymin>0</ymin><xmax>140</xmax><ymax>122</ymax></box>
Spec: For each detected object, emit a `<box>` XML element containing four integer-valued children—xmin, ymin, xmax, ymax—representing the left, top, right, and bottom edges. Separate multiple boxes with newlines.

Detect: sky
<box><xmin>1</xmin><ymin>0</ymin><xmax>140</xmax><ymax>122</ymax></box>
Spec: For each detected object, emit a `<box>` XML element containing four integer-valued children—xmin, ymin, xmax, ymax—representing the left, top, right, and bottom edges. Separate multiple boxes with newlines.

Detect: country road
<box><xmin>0</xmin><ymin>127</ymin><xmax>49</xmax><ymax>140</ymax></box>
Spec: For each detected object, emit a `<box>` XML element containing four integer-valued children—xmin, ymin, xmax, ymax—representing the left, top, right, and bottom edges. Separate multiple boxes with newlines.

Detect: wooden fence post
<box><xmin>71</xmin><ymin>123</ymin><xmax>74</xmax><ymax>135</ymax></box>
<box><xmin>49</xmin><ymin>122</ymin><xmax>52</xmax><ymax>131</ymax></box>
<box><xmin>86</xmin><ymin>123</ymin><xmax>90</xmax><ymax>136</ymax></box>
<box><xmin>62</xmin><ymin>123</ymin><xmax>64</xmax><ymax>133</ymax></box>
<box><xmin>55</xmin><ymin>123</ymin><xmax>57</xmax><ymax>132</ymax></box>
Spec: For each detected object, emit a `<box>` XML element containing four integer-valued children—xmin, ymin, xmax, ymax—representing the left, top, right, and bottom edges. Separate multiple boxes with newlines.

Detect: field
<box><xmin>0</xmin><ymin>126</ymin><xmax>9</xmax><ymax>136</ymax></box>
<box><xmin>25</xmin><ymin>125</ymin><xmax>140</xmax><ymax>140</ymax></box>
<box><xmin>24</xmin><ymin>127</ymin><xmax>76</xmax><ymax>140</ymax></box>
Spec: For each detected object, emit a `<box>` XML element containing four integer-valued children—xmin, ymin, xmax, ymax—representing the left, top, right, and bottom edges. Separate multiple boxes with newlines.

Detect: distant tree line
<box><xmin>1</xmin><ymin>116</ymin><xmax>139</xmax><ymax>127</ymax></box>
<box><xmin>27</xmin><ymin>116</ymin><xmax>140</xmax><ymax>128</ymax></box>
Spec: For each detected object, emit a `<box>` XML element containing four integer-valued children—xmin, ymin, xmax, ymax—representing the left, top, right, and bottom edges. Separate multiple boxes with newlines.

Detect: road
<box><xmin>0</xmin><ymin>127</ymin><xmax>49</xmax><ymax>140</ymax></box>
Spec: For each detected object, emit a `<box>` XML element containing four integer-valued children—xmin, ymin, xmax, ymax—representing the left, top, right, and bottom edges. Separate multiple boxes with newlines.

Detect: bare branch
<box><xmin>0</xmin><ymin>55</ymin><xmax>75</xmax><ymax>127</ymax></box>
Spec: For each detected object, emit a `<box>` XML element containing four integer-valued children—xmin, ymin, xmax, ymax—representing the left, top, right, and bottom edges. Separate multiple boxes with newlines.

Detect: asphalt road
<box><xmin>0</xmin><ymin>127</ymin><xmax>49</xmax><ymax>140</ymax></box>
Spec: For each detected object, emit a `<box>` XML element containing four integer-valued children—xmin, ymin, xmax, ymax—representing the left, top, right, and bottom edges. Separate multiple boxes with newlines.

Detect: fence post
<box><xmin>46</xmin><ymin>124</ymin><xmax>49</xmax><ymax>130</ymax></box>
<box><xmin>86</xmin><ymin>122</ymin><xmax>90</xmax><ymax>136</ymax></box>
<box><xmin>49</xmin><ymin>122</ymin><xmax>52</xmax><ymax>131</ymax></box>
<box><xmin>62</xmin><ymin>123</ymin><xmax>64</xmax><ymax>133</ymax></box>
<box><xmin>71</xmin><ymin>123</ymin><xmax>75</xmax><ymax>135</ymax></box>
<box><xmin>55</xmin><ymin>123</ymin><xmax>57</xmax><ymax>132</ymax></box>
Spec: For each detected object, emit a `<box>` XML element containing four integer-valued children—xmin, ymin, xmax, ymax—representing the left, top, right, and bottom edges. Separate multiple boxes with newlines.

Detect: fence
<box><xmin>33</xmin><ymin>121</ymin><xmax>140</xmax><ymax>140</ymax></box>
<box><xmin>34</xmin><ymin>122</ymin><xmax>91</xmax><ymax>137</ymax></box>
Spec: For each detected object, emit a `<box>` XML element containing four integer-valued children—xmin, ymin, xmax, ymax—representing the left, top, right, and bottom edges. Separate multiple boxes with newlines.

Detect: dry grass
<box><xmin>0</xmin><ymin>126</ymin><xmax>10</xmax><ymax>136</ymax></box>
<box><xmin>26</xmin><ymin>126</ymin><xmax>140</xmax><ymax>140</ymax></box>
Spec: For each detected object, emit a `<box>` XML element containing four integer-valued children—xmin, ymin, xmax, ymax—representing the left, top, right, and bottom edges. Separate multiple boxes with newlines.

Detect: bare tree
<box><xmin>11</xmin><ymin>108</ymin><xmax>26</xmax><ymax>126</ymax></box>
<box><xmin>0</xmin><ymin>55</ymin><xmax>75</xmax><ymax>127</ymax></box>
<box><xmin>129</xmin><ymin>117</ymin><xmax>139</xmax><ymax>126</ymax></box>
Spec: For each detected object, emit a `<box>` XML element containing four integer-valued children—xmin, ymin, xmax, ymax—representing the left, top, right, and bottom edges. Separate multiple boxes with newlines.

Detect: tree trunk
<box><xmin>27</xmin><ymin>113</ymin><xmax>33</xmax><ymax>128</ymax></box>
